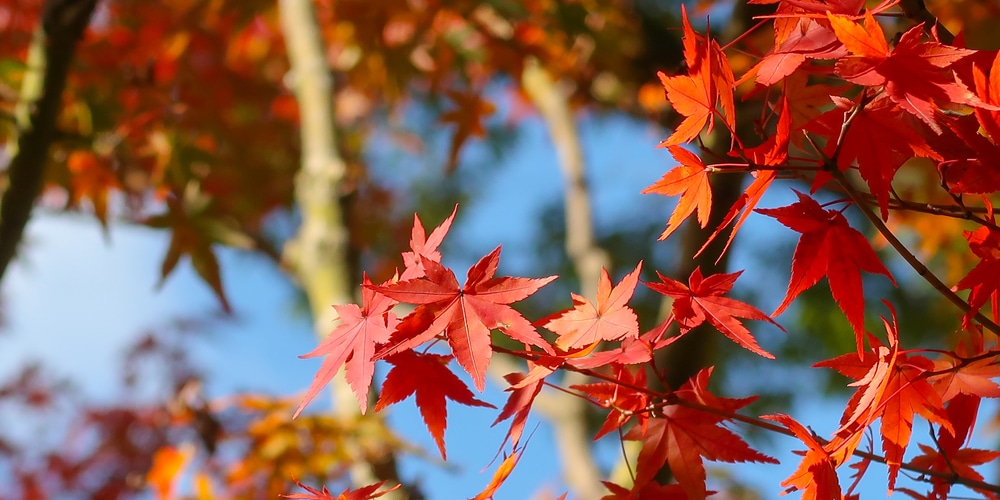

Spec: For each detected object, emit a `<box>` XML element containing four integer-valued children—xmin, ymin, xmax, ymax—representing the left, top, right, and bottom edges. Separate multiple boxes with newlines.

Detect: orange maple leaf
<box><xmin>541</xmin><ymin>262</ymin><xmax>642</xmax><ymax>350</ymax></box>
<box><xmin>643</xmin><ymin>146</ymin><xmax>712</xmax><ymax>241</ymax></box>
<box><xmin>763</xmin><ymin>413</ymin><xmax>843</xmax><ymax>500</ymax></box>
<box><xmin>816</xmin><ymin>304</ymin><xmax>952</xmax><ymax>489</ymax></box>
<box><xmin>658</xmin><ymin>6</ymin><xmax>735</xmax><ymax>147</ymax></box>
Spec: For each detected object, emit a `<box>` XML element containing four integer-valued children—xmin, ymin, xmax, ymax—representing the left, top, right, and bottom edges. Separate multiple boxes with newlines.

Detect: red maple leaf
<box><xmin>744</xmin><ymin>18</ymin><xmax>845</xmax><ymax>87</ymax></box>
<box><xmin>571</xmin><ymin>364</ymin><xmax>649</xmax><ymax>440</ymax></box>
<box><xmin>972</xmin><ymin>49</ymin><xmax>1000</xmax><ymax>144</ymax></box>
<box><xmin>374</xmin><ymin>351</ymin><xmax>495</xmax><ymax>459</ymax></box>
<box><xmin>400</xmin><ymin>205</ymin><xmax>457</xmax><ymax>280</ymax></box>
<box><xmin>762</xmin><ymin>413</ymin><xmax>843</xmax><ymax>500</ymax></box>
<box><xmin>815</xmin><ymin>304</ymin><xmax>952</xmax><ymax>489</ymax></box>
<box><xmin>658</xmin><ymin>6</ymin><xmax>735</xmax><ymax>147</ymax></box>
<box><xmin>645</xmin><ymin>267</ymin><xmax>782</xmax><ymax>359</ymax></box>
<box><xmin>757</xmin><ymin>191</ymin><xmax>896</xmax><ymax>352</ymax></box>
<box><xmin>373</xmin><ymin>247</ymin><xmax>556</xmax><ymax>391</ymax></box>
<box><xmin>282</xmin><ymin>479</ymin><xmax>401</xmax><ymax>500</ymax></box>
<box><xmin>956</xmin><ymin>227</ymin><xmax>1000</xmax><ymax>327</ymax></box>
<box><xmin>808</xmin><ymin>96</ymin><xmax>942</xmax><ymax>219</ymax></box>
<box><xmin>295</xmin><ymin>274</ymin><xmax>397</xmax><ymax>418</ymax></box>
<box><xmin>541</xmin><ymin>262</ymin><xmax>642</xmax><ymax>350</ymax></box>
<box><xmin>927</xmin><ymin>326</ymin><xmax>1000</xmax><ymax>402</ymax></box>
<box><xmin>827</xmin><ymin>11</ymin><xmax>977</xmax><ymax>133</ymax></box>
<box><xmin>601</xmin><ymin>480</ymin><xmax>693</xmax><ymax>500</ymax></box>
<box><xmin>910</xmin><ymin>445</ymin><xmax>1000</xmax><ymax>500</ymax></box>
<box><xmin>643</xmin><ymin>146</ymin><xmax>712</xmax><ymax>241</ymax></box>
<box><xmin>625</xmin><ymin>368</ymin><xmax>777</xmax><ymax>498</ymax></box>
<box><xmin>700</xmin><ymin>95</ymin><xmax>792</xmax><ymax>257</ymax></box>
<box><xmin>492</xmin><ymin>369</ymin><xmax>544</xmax><ymax>449</ymax></box>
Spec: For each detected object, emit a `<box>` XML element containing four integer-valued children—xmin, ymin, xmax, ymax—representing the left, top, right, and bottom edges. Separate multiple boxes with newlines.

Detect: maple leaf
<box><xmin>658</xmin><ymin>6</ymin><xmax>735</xmax><ymax>147</ymax></box>
<box><xmin>282</xmin><ymin>479</ymin><xmax>401</xmax><ymax>500</ymax></box>
<box><xmin>541</xmin><ymin>262</ymin><xmax>642</xmax><ymax>350</ymax></box>
<box><xmin>745</xmin><ymin>18</ymin><xmax>846</xmax><ymax>87</ymax></box>
<box><xmin>146</xmin><ymin>445</ymin><xmax>191</xmax><ymax>500</ymax></box>
<box><xmin>471</xmin><ymin>449</ymin><xmax>522</xmax><ymax>500</ymax></box>
<box><xmin>927</xmin><ymin>326</ymin><xmax>1000</xmax><ymax>402</ymax></box>
<box><xmin>699</xmin><ymin>95</ymin><xmax>792</xmax><ymax>257</ymax></box>
<box><xmin>625</xmin><ymin>368</ymin><xmax>776</xmax><ymax>499</ymax></box>
<box><xmin>374</xmin><ymin>351</ymin><xmax>494</xmax><ymax>459</ymax></box>
<box><xmin>295</xmin><ymin>274</ymin><xmax>397</xmax><ymax>418</ymax></box>
<box><xmin>762</xmin><ymin>414</ymin><xmax>843</xmax><ymax>500</ymax></box>
<box><xmin>645</xmin><ymin>267</ymin><xmax>781</xmax><ymax>358</ymax></box>
<box><xmin>66</xmin><ymin>150</ymin><xmax>120</xmax><ymax>229</ymax></box>
<box><xmin>492</xmin><ymin>369</ymin><xmax>543</xmax><ymax>448</ymax></box>
<box><xmin>815</xmin><ymin>304</ymin><xmax>952</xmax><ymax>489</ymax></box>
<box><xmin>440</xmin><ymin>89</ymin><xmax>496</xmax><ymax>173</ymax></box>
<box><xmin>145</xmin><ymin>190</ymin><xmax>250</xmax><ymax>313</ymax></box>
<box><xmin>571</xmin><ymin>364</ymin><xmax>649</xmax><ymax>440</ymax></box>
<box><xmin>972</xmin><ymin>49</ymin><xmax>1000</xmax><ymax>144</ymax></box>
<box><xmin>372</xmin><ymin>247</ymin><xmax>556</xmax><ymax>391</ymax></box>
<box><xmin>602</xmin><ymin>480</ymin><xmax>693</xmax><ymax>500</ymax></box>
<box><xmin>910</xmin><ymin>444</ymin><xmax>1000</xmax><ymax>500</ymax></box>
<box><xmin>400</xmin><ymin>205</ymin><xmax>457</xmax><ymax>280</ymax></box>
<box><xmin>827</xmin><ymin>12</ymin><xmax>977</xmax><ymax>132</ymax></box>
<box><xmin>808</xmin><ymin>96</ymin><xmax>942</xmax><ymax>219</ymax></box>
<box><xmin>643</xmin><ymin>146</ymin><xmax>712</xmax><ymax>241</ymax></box>
<box><xmin>757</xmin><ymin>191</ymin><xmax>896</xmax><ymax>352</ymax></box>
<box><xmin>956</xmin><ymin>227</ymin><xmax>1000</xmax><ymax>327</ymax></box>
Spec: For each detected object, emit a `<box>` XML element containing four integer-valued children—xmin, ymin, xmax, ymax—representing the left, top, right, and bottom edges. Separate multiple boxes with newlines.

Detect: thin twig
<box><xmin>493</xmin><ymin>344</ymin><xmax>1000</xmax><ymax>494</ymax></box>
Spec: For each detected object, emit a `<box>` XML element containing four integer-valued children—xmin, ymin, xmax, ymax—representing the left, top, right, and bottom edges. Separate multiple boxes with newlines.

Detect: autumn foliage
<box><xmin>4</xmin><ymin>0</ymin><xmax>1000</xmax><ymax>498</ymax></box>
<box><xmin>292</xmin><ymin>3</ymin><xmax>1000</xmax><ymax>500</ymax></box>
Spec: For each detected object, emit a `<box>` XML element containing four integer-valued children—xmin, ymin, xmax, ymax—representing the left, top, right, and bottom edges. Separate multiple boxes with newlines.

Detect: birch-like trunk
<box><xmin>278</xmin><ymin>1</ymin><xmax>401</xmax><ymax>496</ymax></box>
<box><xmin>522</xmin><ymin>57</ymin><xmax>608</xmax><ymax>500</ymax></box>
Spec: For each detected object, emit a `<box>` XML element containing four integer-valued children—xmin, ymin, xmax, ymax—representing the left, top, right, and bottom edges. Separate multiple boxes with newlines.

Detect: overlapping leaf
<box><xmin>956</xmin><ymin>227</ymin><xmax>1000</xmax><ymax>327</ymax></box>
<box><xmin>815</xmin><ymin>305</ymin><xmax>952</xmax><ymax>489</ymax></box>
<box><xmin>296</xmin><ymin>274</ymin><xmax>398</xmax><ymax>417</ymax></box>
<box><xmin>645</xmin><ymin>267</ymin><xmax>781</xmax><ymax>358</ymax></box>
<box><xmin>625</xmin><ymin>368</ymin><xmax>776</xmax><ymax>499</ymax></box>
<box><xmin>658</xmin><ymin>5</ymin><xmax>735</xmax><ymax>147</ymax></box>
<box><xmin>373</xmin><ymin>248</ymin><xmax>556</xmax><ymax>391</ymax></box>
<box><xmin>374</xmin><ymin>351</ymin><xmax>494</xmax><ymax>459</ymax></box>
<box><xmin>541</xmin><ymin>262</ymin><xmax>642</xmax><ymax>350</ymax></box>
<box><xmin>827</xmin><ymin>11</ymin><xmax>977</xmax><ymax>133</ymax></box>
<box><xmin>400</xmin><ymin>205</ymin><xmax>457</xmax><ymax>280</ymax></box>
<box><xmin>762</xmin><ymin>414</ymin><xmax>843</xmax><ymax>500</ymax></box>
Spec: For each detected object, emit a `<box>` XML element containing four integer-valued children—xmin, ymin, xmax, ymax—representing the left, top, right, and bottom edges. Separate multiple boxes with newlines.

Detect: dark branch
<box><xmin>0</xmin><ymin>0</ymin><xmax>98</xmax><ymax>282</ymax></box>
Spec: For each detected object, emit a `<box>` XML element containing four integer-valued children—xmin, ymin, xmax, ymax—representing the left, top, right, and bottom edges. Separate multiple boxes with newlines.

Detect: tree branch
<box><xmin>0</xmin><ymin>0</ymin><xmax>97</xmax><ymax>283</ymax></box>
<box><xmin>494</xmin><ymin>345</ymin><xmax>1000</xmax><ymax>496</ymax></box>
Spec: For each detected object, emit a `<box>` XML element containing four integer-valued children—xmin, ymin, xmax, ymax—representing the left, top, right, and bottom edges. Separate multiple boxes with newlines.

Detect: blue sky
<box><xmin>1</xmin><ymin>109</ymin><xmax>998</xmax><ymax>499</ymax></box>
